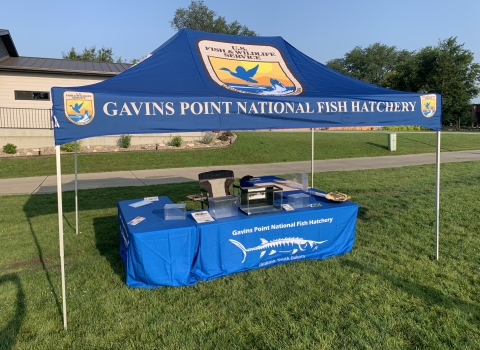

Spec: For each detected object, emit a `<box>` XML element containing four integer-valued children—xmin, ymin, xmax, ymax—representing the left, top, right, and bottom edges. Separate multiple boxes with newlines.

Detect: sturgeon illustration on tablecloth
<box><xmin>229</xmin><ymin>237</ymin><xmax>327</xmax><ymax>263</ymax></box>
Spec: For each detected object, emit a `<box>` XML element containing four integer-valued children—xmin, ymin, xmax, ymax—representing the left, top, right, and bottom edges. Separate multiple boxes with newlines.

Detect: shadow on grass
<box><xmin>22</xmin><ymin>182</ymin><xmax>200</xmax><ymax>218</ymax></box>
<box><xmin>366</xmin><ymin>142</ymin><xmax>388</xmax><ymax>151</ymax></box>
<box><xmin>26</xmin><ymin>217</ymin><xmax>63</xmax><ymax>320</ymax></box>
<box><xmin>20</xmin><ymin>182</ymin><xmax>202</xmax><ymax>289</ymax></box>
<box><xmin>356</xmin><ymin>205</ymin><xmax>370</xmax><ymax>221</ymax></box>
<box><xmin>93</xmin><ymin>215</ymin><xmax>126</xmax><ymax>282</ymax></box>
<box><xmin>342</xmin><ymin>259</ymin><xmax>479</xmax><ymax>323</ymax></box>
<box><xmin>0</xmin><ymin>274</ymin><xmax>25</xmax><ymax>350</ymax></box>
<box><xmin>400</xmin><ymin>135</ymin><xmax>439</xmax><ymax>150</ymax></box>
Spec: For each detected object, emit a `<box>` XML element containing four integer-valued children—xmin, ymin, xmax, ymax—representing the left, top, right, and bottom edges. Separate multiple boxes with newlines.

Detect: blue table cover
<box><xmin>192</xmin><ymin>192</ymin><xmax>358</xmax><ymax>280</ymax></box>
<box><xmin>118</xmin><ymin>191</ymin><xmax>358</xmax><ymax>288</ymax></box>
<box><xmin>118</xmin><ymin>197</ymin><xmax>199</xmax><ymax>288</ymax></box>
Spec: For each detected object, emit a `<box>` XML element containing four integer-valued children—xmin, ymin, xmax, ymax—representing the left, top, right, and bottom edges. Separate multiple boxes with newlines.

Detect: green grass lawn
<box><xmin>1</xmin><ymin>131</ymin><xmax>480</xmax><ymax>179</ymax></box>
<box><xmin>1</xmin><ymin>162</ymin><xmax>479</xmax><ymax>349</ymax></box>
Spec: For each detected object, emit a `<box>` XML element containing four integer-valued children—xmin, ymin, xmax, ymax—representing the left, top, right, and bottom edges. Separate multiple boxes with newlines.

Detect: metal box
<box><xmin>239</xmin><ymin>185</ymin><xmax>283</xmax><ymax>215</ymax></box>
<box><xmin>388</xmin><ymin>133</ymin><xmax>396</xmax><ymax>151</ymax></box>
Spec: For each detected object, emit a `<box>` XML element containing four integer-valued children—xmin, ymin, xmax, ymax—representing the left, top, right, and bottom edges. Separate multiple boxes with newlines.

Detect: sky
<box><xmin>3</xmin><ymin>0</ymin><xmax>480</xmax><ymax>102</ymax></box>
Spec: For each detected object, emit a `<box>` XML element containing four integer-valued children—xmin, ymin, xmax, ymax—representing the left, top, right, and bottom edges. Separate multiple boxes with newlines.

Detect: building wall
<box><xmin>0</xmin><ymin>129</ymin><xmax>207</xmax><ymax>149</ymax></box>
<box><xmin>0</xmin><ymin>70</ymin><xmax>195</xmax><ymax>147</ymax></box>
<box><xmin>0</xmin><ymin>71</ymin><xmax>105</xmax><ymax>109</ymax></box>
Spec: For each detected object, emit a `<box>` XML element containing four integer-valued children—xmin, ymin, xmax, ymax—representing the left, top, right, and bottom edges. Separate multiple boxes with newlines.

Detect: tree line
<box><xmin>326</xmin><ymin>39</ymin><xmax>480</xmax><ymax>126</ymax></box>
<box><xmin>62</xmin><ymin>0</ymin><xmax>479</xmax><ymax>126</ymax></box>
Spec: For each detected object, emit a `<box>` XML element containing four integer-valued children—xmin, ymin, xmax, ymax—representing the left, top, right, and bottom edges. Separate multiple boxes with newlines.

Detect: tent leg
<box><xmin>75</xmin><ymin>141</ymin><xmax>78</xmax><ymax>235</ymax></box>
<box><xmin>56</xmin><ymin>146</ymin><xmax>67</xmax><ymax>330</ymax></box>
<box><xmin>311</xmin><ymin>128</ymin><xmax>314</xmax><ymax>188</ymax></box>
<box><xmin>435</xmin><ymin>131</ymin><xmax>441</xmax><ymax>261</ymax></box>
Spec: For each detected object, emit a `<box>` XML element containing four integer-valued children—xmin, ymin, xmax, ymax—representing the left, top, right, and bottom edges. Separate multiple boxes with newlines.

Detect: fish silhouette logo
<box><xmin>63</xmin><ymin>91</ymin><xmax>95</xmax><ymax>125</ymax></box>
<box><xmin>230</xmin><ymin>237</ymin><xmax>327</xmax><ymax>263</ymax></box>
<box><xmin>197</xmin><ymin>40</ymin><xmax>303</xmax><ymax>96</ymax></box>
<box><xmin>420</xmin><ymin>94</ymin><xmax>436</xmax><ymax>118</ymax></box>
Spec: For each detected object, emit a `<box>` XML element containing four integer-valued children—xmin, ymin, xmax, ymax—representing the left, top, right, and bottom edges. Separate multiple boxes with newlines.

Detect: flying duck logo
<box><xmin>197</xmin><ymin>40</ymin><xmax>303</xmax><ymax>96</ymax></box>
<box><xmin>420</xmin><ymin>94</ymin><xmax>436</xmax><ymax>118</ymax></box>
<box><xmin>63</xmin><ymin>91</ymin><xmax>95</xmax><ymax>125</ymax></box>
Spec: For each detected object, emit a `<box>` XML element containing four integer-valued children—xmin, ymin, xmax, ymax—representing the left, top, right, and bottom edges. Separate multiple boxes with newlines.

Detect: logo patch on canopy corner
<box><xmin>197</xmin><ymin>40</ymin><xmax>303</xmax><ymax>96</ymax></box>
<box><xmin>420</xmin><ymin>94</ymin><xmax>436</xmax><ymax>118</ymax></box>
<box><xmin>63</xmin><ymin>91</ymin><xmax>95</xmax><ymax>125</ymax></box>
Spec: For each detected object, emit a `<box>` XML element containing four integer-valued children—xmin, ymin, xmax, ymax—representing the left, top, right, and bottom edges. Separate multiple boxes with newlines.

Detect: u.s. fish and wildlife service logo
<box><xmin>63</xmin><ymin>91</ymin><xmax>95</xmax><ymax>125</ymax></box>
<box><xmin>420</xmin><ymin>94</ymin><xmax>436</xmax><ymax>118</ymax></box>
<box><xmin>197</xmin><ymin>40</ymin><xmax>303</xmax><ymax>96</ymax></box>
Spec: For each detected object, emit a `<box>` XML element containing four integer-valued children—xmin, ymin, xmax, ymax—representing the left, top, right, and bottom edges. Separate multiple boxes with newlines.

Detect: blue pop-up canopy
<box><xmin>50</xmin><ymin>29</ymin><xmax>443</xmax><ymax>330</ymax></box>
<box><xmin>51</xmin><ymin>29</ymin><xmax>441</xmax><ymax>145</ymax></box>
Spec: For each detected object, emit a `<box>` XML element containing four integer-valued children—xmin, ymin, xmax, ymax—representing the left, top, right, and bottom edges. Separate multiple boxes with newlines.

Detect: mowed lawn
<box><xmin>1</xmin><ymin>131</ymin><xmax>480</xmax><ymax>179</ymax></box>
<box><xmin>1</xmin><ymin>161</ymin><xmax>479</xmax><ymax>349</ymax></box>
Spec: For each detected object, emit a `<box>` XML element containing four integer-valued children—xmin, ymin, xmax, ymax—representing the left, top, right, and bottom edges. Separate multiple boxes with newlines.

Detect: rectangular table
<box><xmin>118</xmin><ymin>191</ymin><xmax>358</xmax><ymax>288</ymax></box>
<box><xmin>192</xmin><ymin>192</ymin><xmax>358</xmax><ymax>281</ymax></box>
<box><xmin>118</xmin><ymin>197</ymin><xmax>198</xmax><ymax>288</ymax></box>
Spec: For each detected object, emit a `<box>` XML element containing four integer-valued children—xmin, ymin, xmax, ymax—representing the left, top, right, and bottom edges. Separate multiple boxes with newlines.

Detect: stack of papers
<box><xmin>128</xmin><ymin>216</ymin><xmax>145</xmax><ymax>225</ymax></box>
<box><xmin>191</xmin><ymin>211</ymin><xmax>215</xmax><ymax>223</ymax></box>
<box><xmin>129</xmin><ymin>196</ymin><xmax>159</xmax><ymax>208</ymax></box>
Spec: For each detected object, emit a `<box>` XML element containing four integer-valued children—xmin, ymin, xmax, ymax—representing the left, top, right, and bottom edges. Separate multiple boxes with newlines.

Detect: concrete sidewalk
<box><xmin>1</xmin><ymin>150</ymin><xmax>480</xmax><ymax>195</ymax></box>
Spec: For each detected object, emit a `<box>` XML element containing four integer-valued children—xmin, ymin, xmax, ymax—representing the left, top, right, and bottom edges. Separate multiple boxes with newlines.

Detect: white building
<box><xmin>0</xmin><ymin>29</ymin><xmax>202</xmax><ymax>149</ymax></box>
<box><xmin>0</xmin><ymin>29</ymin><xmax>130</xmax><ymax>110</ymax></box>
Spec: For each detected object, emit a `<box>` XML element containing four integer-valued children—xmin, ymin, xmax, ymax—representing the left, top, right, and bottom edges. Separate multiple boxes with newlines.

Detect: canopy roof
<box><xmin>51</xmin><ymin>29</ymin><xmax>441</xmax><ymax>145</ymax></box>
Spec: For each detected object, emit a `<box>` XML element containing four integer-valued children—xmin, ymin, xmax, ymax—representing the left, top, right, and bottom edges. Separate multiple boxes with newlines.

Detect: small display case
<box><xmin>239</xmin><ymin>185</ymin><xmax>283</xmax><ymax>215</ymax></box>
<box><xmin>164</xmin><ymin>203</ymin><xmax>187</xmax><ymax>220</ymax></box>
<box><xmin>208</xmin><ymin>195</ymin><xmax>239</xmax><ymax>219</ymax></box>
<box><xmin>288</xmin><ymin>193</ymin><xmax>310</xmax><ymax>209</ymax></box>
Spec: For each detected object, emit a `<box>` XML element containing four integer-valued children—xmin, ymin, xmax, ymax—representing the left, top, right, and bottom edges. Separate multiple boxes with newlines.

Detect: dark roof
<box><xmin>0</xmin><ymin>56</ymin><xmax>131</xmax><ymax>76</ymax></box>
<box><xmin>0</xmin><ymin>29</ymin><xmax>19</xmax><ymax>57</ymax></box>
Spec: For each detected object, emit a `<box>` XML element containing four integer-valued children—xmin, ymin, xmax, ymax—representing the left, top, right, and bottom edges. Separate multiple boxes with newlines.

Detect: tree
<box><xmin>326</xmin><ymin>43</ymin><xmax>412</xmax><ymax>86</ymax></box>
<box><xmin>385</xmin><ymin>37</ymin><xmax>480</xmax><ymax>125</ymax></box>
<box><xmin>170</xmin><ymin>0</ymin><xmax>257</xmax><ymax>36</ymax></box>
<box><xmin>328</xmin><ymin>38</ymin><xmax>480</xmax><ymax>126</ymax></box>
<box><xmin>62</xmin><ymin>46</ymin><xmax>129</xmax><ymax>63</ymax></box>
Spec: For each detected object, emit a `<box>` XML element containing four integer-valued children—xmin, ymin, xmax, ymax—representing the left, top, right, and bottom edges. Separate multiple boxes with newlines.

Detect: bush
<box><xmin>117</xmin><ymin>134</ymin><xmax>132</xmax><ymax>148</ymax></box>
<box><xmin>170</xmin><ymin>135</ymin><xmax>183</xmax><ymax>147</ymax></box>
<box><xmin>201</xmin><ymin>132</ymin><xmax>215</xmax><ymax>144</ymax></box>
<box><xmin>217</xmin><ymin>131</ymin><xmax>235</xmax><ymax>142</ymax></box>
<box><xmin>3</xmin><ymin>143</ymin><xmax>17</xmax><ymax>154</ymax></box>
<box><xmin>382</xmin><ymin>126</ymin><xmax>430</xmax><ymax>131</ymax></box>
<box><xmin>60</xmin><ymin>141</ymin><xmax>82</xmax><ymax>152</ymax></box>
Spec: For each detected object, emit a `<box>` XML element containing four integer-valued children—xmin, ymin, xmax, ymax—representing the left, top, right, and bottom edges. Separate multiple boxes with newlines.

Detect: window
<box><xmin>14</xmin><ymin>90</ymin><xmax>50</xmax><ymax>101</ymax></box>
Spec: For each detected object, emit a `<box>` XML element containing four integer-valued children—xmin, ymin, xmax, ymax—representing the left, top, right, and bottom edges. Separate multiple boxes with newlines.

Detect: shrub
<box><xmin>201</xmin><ymin>132</ymin><xmax>215</xmax><ymax>144</ymax></box>
<box><xmin>117</xmin><ymin>134</ymin><xmax>132</xmax><ymax>148</ymax></box>
<box><xmin>3</xmin><ymin>143</ymin><xmax>17</xmax><ymax>154</ymax></box>
<box><xmin>218</xmin><ymin>134</ymin><xmax>229</xmax><ymax>141</ymax></box>
<box><xmin>382</xmin><ymin>126</ymin><xmax>430</xmax><ymax>131</ymax></box>
<box><xmin>170</xmin><ymin>135</ymin><xmax>183</xmax><ymax>147</ymax></box>
<box><xmin>60</xmin><ymin>141</ymin><xmax>82</xmax><ymax>152</ymax></box>
<box><xmin>224</xmin><ymin>130</ymin><xmax>234</xmax><ymax>137</ymax></box>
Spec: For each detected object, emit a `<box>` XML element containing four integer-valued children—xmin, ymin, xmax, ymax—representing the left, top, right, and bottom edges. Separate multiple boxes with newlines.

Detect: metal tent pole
<box><xmin>75</xmin><ymin>141</ymin><xmax>78</xmax><ymax>235</ymax></box>
<box><xmin>56</xmin><ymin>145</ymin><xmax>67</xmax><ymax>330</ymax></box>
<box><xmin>435</xmin><ymin>131</ymin><xmax>441</xmax><ymax>260</ymax></box>
<box><xmin>311</xmin><ymin>128</ymin><xmax>314</xmax><ymax>188</ymax></box>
